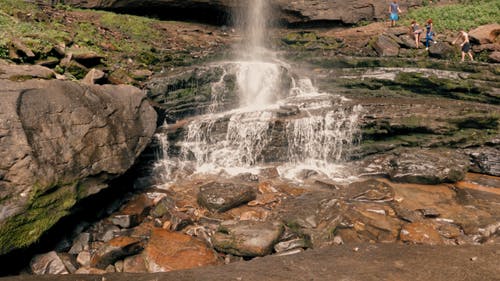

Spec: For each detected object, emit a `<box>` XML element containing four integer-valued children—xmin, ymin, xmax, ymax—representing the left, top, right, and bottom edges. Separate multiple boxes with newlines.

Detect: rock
<box><xmin>212</xmin><ymin>220</ymin><xmax>284</xmax><ymax>257</ymax></box>
<box><xmin>76</xmin><ymin>251</ymin><xmax>91</xmax><ymax>267</ymax></box>
<box><xmin>150</xmin><ymin>196</ymin><xmax>177</xmax><ymax>218</ymax></box>
<box><xmin>90</xmin><ymin>236</ymin><xmax>144</xmax><ymax>269</ymax></box>
<box><xmin>111</xmin><ymin>194</ymin><xmax>154</xmax><ymax>228</ymax></box>
<box><xmin>384</xmin><ymin>148</ymin><xmax>469</xmax><ymax>184</ymax></box>
<box><xmin>400</xmin><ymin>221</ymin><xmax>444</xmax><ymax>245</ymax></box>
<box><xmin>488</xmin><ymin>51</ymin><xmax>500</xmax><ymax>63</ymax></box>
<box><xmin>395</xmin><ymin>34</ymin><xmax>416</xmax><ymax>49</ymax></box>
<box><xmin>468</xmin><ymin>24</ymin><xmax>500</xmax><ymax>44</ymax></box>
<box><xmin>0</xmin><ymin>68</ymin><xmax>156</xmax><ymax>254</ymax></box>
<box><xmin>467</xmin><ymin>147</ymin><xmax>500</xmax><ymax>177</ymax></box>
<box><xmin>57</xmin><ymin>253</ymin><xmax>79</xmax><ymax>274</ymax></box>
<box><xmin>11</xmin><ymin>38</ymin><xmax>35</xmax><ymax>58</ymax></box>
<box><xmin>428</xmin><ymin>42</ymin><xmax>456</xmax><ymax>59</ymax></box>
<box><xmin>123</xmin><ymin>254</ymin><xmax>148</xmax><ymax>273</ymax></box>
<box><xmin>273</xmin><ymin>238</ymin><xmax>308</xmax><ymax>253</ymax></box>
<box><xmin>372</xmin><ymin>35</ymin><xmax>400</xmax><ymax>57</ymax></box>
<box><xmin>36</xmin><ymin>57</ymin><xmax>60</xmax><ymax>68</ymax></box>
<box><xmin>74</xmin><ymin>267</ymin><xmax>106</xmax><ymax>274</ymax></box>
<box><xmin>143</xmin><ymin>228</ymin><xmax>219</xmax><ymax>272</ymax></box>
<box><xmin>71</xmin><ymin>51</ymin><xmax>104</xmax><ymax>68</ymax></box>
<box><xmin>197</xmin><ymin>182</ymin><xmax>257</xmax><ymax>212</ymax></box>
<box><xmin>82</xmin><ymin>68</ymin><xmax>106</xmax><ymax>85</ymax></box>
<box><xmin>64</xmin><ymin>0</ymin><xmax>430</xmax><ymax>25</ymax></box>
<box><xmin>68</xmin><ymin>232</ymin><xmax>91</xmax><ymax>254</ymax></box>
<box><xmin>131</xmin><ymin>69</ymin><xmax>153</xmax><ymax>81</ymax></box>
<box><xmin>0</xmin><ymin>59</ymin><xmax>55</xmax><ymax>80</ymax></box>
<box><xmin>30</xmin><ymin>251</ymin><xmax>69</xmax><ymax>275</ymax></box>
<box><xmin>94</xmin><ymin>225</ymin><xmax>121</xmax><ymax>242</ymax></box>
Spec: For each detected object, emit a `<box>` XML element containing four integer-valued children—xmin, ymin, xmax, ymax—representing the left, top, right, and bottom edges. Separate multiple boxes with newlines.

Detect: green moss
<box><xmin>0</xmin><ymin>182</ymin><xmax>78</xmax><ymax>255</ymax></box>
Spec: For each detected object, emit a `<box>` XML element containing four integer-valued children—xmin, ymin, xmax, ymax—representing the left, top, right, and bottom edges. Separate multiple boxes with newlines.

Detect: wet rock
<box><xmin>151</xmin><ymin>196</ymin><xmax>177</xmax><ymax>218</ymax></box>
<box><xmin>466</xmin><ymin>147</ymin><xmax>500</xmax><ymax>177</ymax></box>
<box><xmin>372</xmin><ymin>35</ymin><xmax>400</xmax><ymax>57</ymax></box>
<box><xmin>400</xmin><ymin>221</ymin><xmax>443</xmax><ymax>245</ymax></box>
<box><xmin>347</xmin><ymin>179</ymin><xmax>394</xmax><ymax>203</ymax></box>
<box><xmin>389</xmin><ymin>148</ymin><xmax>469</xmax><ymax>184</ymax></box>
<box><xmin>30</xmin><ymin>251</ymin><xmax>69</xmax><ymax>275</ymax></box>
<box><xmin>111</xmin><ymin>194</ymin><xmax>154</xmax><ymax>228</ymax></box>
<box><xmin>143</xmin><ymin>228</ymin><xmax>219</xmax><ymax>272</ymax></box>
<box><xmin>90</xmin><ymin>236</ymin><xmax>143</xmax><ymax>269</ymax></box>
<box><xmin>419</xmin><ymin>208</ymin><xmax>440</xmax><ymax>218</ymax></box>
<box><xmin>123</xmin><ymin>254</ymin><xmax>148</xmax><ymax>273</ymax></box>
<box><xmin>213</xmin><ymin>220</ymin><xmax>284</xmax><ymax>257</ymax></box>
<box><xmin>343</xmin><ymin>203</ymin><xmax>401</xmax><ymax>243</ymax></box>
<box><xmin>198</xmin><ymin>182</ymin><xmax>257</xmax><ymax>212</ymax></box>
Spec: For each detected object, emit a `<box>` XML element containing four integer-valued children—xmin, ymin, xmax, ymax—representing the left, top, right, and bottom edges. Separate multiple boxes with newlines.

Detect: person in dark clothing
<box><xmin>424</xmin><ymin>18</ymin><xmax>435</xmax><ymax>50</ymax></box>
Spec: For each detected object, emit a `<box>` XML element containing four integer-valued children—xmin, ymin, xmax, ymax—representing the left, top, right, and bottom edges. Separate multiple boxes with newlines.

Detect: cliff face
<box><xmin>61</xmin><ymin>0</ymin><xmax>431</xmax><ymax>25</ymax></box>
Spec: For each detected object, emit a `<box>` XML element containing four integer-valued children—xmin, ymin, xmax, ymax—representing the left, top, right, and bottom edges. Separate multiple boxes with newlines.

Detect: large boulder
<box><xmin>62</xmin><ymin>0</ymin><xmax>431</xmax><ymax>25</ymax></box>
<box><xmin>372</xmin><ymin>34</ymin><xmax>400</xmax><ymax>57</ymax></box>
<box><xmin>0</xmin><ymin>62</ymin><xmax>157</xmax><ymax>255</ymax></box>
<box><xmin>469</xmin><ymin>23</ymin><xmax>500</xmax><ymax>44</ymax></box>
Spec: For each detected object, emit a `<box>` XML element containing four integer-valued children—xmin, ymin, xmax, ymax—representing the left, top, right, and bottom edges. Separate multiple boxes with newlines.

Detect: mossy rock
<box><xmin>0</xmin><ymin>182</ymin><xmax>78</xmax><ymax>255</ymax></box>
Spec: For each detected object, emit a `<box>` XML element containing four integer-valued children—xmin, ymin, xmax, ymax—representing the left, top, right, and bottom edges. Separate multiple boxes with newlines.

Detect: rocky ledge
<box><xmin>61</xmin><ymin>0</ymin><xmax>436</xmax><ymax>25</ymax></box>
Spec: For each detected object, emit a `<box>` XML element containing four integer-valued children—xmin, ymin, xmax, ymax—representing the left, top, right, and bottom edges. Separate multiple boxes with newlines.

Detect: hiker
<box><xmin>389</xmin><ymin>0</ymin><xmax>402</xmax><ymax>27</ymax></box>
<box><xmin>452</xmin><ymin>30</ymin><xmax>474</xmax><ymax>62</ymax></box>
<box><xmin>410</xmin><ymin>20</ymin><xmax>423</xmax><ymax>48</ymax></box>
<box><xmin>424</xmin><ymin>18</ymin><xmax>435</xmax><ymax>50</ymax></box>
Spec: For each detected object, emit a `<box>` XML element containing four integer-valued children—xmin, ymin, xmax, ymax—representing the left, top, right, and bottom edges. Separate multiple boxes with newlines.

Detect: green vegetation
<box><xmin>0</xmin><ymin>0</ymin><xmax>180</xmax><ymax>69</ymax></box>
<box><xmin>0</xmin><ymin>182</ymin><xmax>78</xmax><ymax>255</ymax></box>
<box><xmin>403</xmin><ymin>0</ymin><xmax>500</xmax><ymax>32</ymax></box>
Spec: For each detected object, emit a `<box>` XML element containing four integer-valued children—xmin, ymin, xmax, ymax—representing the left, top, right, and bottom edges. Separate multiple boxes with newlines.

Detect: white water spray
<box><xmin>153</xmin><ymin>0</ymin><xmax>363</xmax><ymax>184</ymax></box>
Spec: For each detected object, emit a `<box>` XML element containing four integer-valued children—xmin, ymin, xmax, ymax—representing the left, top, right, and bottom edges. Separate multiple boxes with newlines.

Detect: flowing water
<box><xmin>153</xmin><ymin>0</ymin><xmax>363</xmax><ymax>185</ymax></box>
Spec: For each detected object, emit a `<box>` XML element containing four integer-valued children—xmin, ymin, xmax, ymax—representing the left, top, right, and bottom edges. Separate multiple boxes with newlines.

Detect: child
<box><xmin>424</xmin><ymin>19</ymin><xmax>435</xmax><ymax>50</ymax></box>
<box><xmin>410</xmin><ymin>21</ymin><xmax>423</xmax><ymax>48</ymax></box>
<box><xmin>452</xmin><ymin>30</ymin><xmax>474</xmax><ymax>62</ymax></box>
<box><xmin>389</xmin><ymin>0</ymin><xmax>402</xmax><ymax>27</ymax></box>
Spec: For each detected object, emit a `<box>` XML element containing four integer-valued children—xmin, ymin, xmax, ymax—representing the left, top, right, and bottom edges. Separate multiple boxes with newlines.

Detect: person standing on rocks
<box><xmin>424</xmin><ymin>18</ymin><xmax>435</xmax><ymax>50</ymax></box>
<box><xmin>452</xmin><ymin>30</ymin><xmax>474</xmax><ymax>62</ymax></box>
<box><xmin>410</xmin><ymin>20</ymin><xmax>423</xmax><ymax>48</ymax></box>
<box><xmin>389</xmin><ymin>0</ymin><xmax>402</xmax><ymax>27</ymax></box>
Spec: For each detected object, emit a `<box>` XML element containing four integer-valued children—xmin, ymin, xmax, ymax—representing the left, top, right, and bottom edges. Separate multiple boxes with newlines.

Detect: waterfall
<box><xmin>153</xmin><ymin>0</ymin><xmax>363</xmax><ymax>184</ymax></box>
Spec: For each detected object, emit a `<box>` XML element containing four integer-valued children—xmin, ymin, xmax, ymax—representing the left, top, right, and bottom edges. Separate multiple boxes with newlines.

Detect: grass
<box><xmin>0</xmin><ymin>0</ymin><xmax>167</xmax><ymax>67</ymax></box>
<box><xmin>403</xmin><ymin>0</ymin><xmax>500</xmax><ymax>32</ymax></box>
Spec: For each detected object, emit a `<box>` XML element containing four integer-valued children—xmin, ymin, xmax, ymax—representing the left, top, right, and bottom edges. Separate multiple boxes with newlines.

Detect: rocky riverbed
<box><xmin>0</xmin><ymin>1</ymin><xmax>499</xmax><ymax>279</ymax></box>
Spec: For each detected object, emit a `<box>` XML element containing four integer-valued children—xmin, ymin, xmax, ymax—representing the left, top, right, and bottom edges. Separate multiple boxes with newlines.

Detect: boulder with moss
<box><xmin>0</xmin><ymin>62</ymin><xmax>157</xmax><ymax>255</ymax></box>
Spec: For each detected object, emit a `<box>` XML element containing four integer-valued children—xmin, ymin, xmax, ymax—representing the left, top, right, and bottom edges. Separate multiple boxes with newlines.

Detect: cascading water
<box><xmin>152</xmin><ymin>0</ymin><xmax>363</xmax><ymax>185</ymax></box>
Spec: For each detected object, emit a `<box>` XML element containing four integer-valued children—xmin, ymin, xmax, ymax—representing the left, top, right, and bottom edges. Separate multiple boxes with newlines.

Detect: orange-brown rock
<box><xmin>143</xmin><ymin>228</ymin><xmax>219</xmax><ymax>272</ymax></box>
<box><xmin>400</xmin><ymin>221</ymin><xmax>443</xmax><ymax>245</ymax></box>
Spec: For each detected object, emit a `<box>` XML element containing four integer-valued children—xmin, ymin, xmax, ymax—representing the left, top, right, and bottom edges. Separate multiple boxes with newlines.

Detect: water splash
<box><xmin>152</xmin><ymin>0</ymin><xmax>364</xmax><ymax>184</ymax></box>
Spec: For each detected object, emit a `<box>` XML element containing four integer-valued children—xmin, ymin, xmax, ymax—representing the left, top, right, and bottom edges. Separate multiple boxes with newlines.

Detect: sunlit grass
<box><xmin>403</xmin><ymin>0</ymin><xmax>500</xmax><ymax>32</ymax></box>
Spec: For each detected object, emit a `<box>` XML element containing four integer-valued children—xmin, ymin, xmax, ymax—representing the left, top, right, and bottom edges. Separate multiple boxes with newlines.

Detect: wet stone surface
<box><xmin>21</xmin><ymin>173</ymin><xmax>500</xmax><ymax>275</ymax></box>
